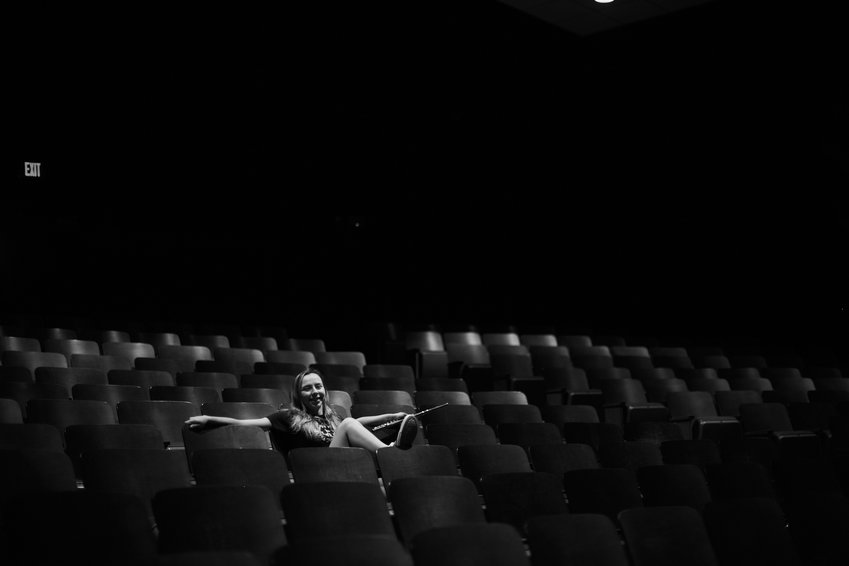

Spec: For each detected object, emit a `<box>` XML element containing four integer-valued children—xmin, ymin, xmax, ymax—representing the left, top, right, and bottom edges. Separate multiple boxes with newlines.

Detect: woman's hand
<box><xmin>391</xmin><ymin>412</ymin><xmax>408</xmax><ymax>422</ymax></box>
<box><xmin>185</xmin><ymin>415</ymin><xmax>212</xmax><ymax>429</ymax></box>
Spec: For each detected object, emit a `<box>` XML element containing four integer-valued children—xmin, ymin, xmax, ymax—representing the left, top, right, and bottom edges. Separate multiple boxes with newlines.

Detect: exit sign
<box><xmin>25</xmin><ymin>162</ymin><xmax>41</xmax><ymax>177</ymax></box>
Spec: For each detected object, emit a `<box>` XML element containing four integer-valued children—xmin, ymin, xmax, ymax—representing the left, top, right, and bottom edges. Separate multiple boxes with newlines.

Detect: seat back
<box><xmin>375</xmin><ymin>444</ymin><xmax>458</xmax><ymax>488</ymax></box>
<box><xmin>637</xmin><ymin>463</ymin><xmax>713</xmax><ymax>512</ymax></box>
<box><xmin>446</xmin><ymin>344</ymin><xmax>490</xmax><ymax>366</ymax></box>
<box><xmin>108</xmin><ymin>369</ymin><xmax>175</xmax><ymax>388</ymax></box>
<box><xmin>496</xmin><ymin>422</ymin><xmax>563</xmax><ymax>450</ymax></box>
<box><xmin>191</xmin><ymin>447</ymin><xmax>291</xmax><ymax>511</ymax></box>
<box><xmin>707</xmin><ymin>459</ymin><xmax>777</xmax><ymax>500</ymax></box>
<box><xmin>0</xmin><ymin>449</ymin><xmax>78</xmax><ymax>503</ymax></box>
<box><xmin>80</xmin><ymin>448</ymin><xmax>193</xmax><ymax>522</ymax></box>
<box><xmin>184</xmin><ymin>334</ymin><xmax>231</xmax><ymax>350</ymax></box>
<box><xmin>414</xmin><ymin>377</ymin><xmax>469</xmax><ymax>393</ymax></box>
<box><xmin>150</xmin><ymin>385</ymin><xmax>220</xmax><ymax>406</ymax></box>
<box><xmin>69</xmin><ymin>353</ymin><xmax>133</xmax><ymax>373</ymax></box>
<box><xmin>425</xmin><ymin>423</ymin><xmax>497</xmax><ymax>455</ymax></box>
<box><xmin>176</xmin><ymin>372</ymin><xmax>240</xmax><ymax>393</ymax></box>
<box><xmin>133</xmin><ymin>357</ymin><xmax>182</xmax><ymax>378</ymax></box>
<box><xmin>275</xmin><ymin>534</ymin><xmax>413</xmax><ymax>566</ymax></box>
<box><xmin>540</xmin><ymin>405</ymin><xmax>600</xmax><ymax>428</ymax></box>
<box><xmin>35</xmin><ymin>367</ymin><xmax>109</xmax><ymax>390</ymax></box>
<box><xmin>65</xmin><ymin>423</ymin><xmax>166</xmax><ymax>474</ymax></box>
<box><xmin>264</xmin><ymin>350</ymin><xmax>317</xmax><ymax>367</ymax></box>
<box><xmin>702</xmin><ymin>497</ymin><xmax>804</xmax><ymax>566</ymax></box>
<box><xmin>563</xmin><ymin>467</ymin><xmax>643</xmax><ymax>520</ymax></box>
<box><xmin>359</xmin><ymin>376</ymin><xmax>416</xmax><ymax>394</ymax></box>
<box><xmin>0</xmin><ymin>422</ymin><xmax>65</xmax><ymax>451</ymax></box>
<box><xmin>312</xmin><ymin>363</ymin><xmax>363</xmax><ymax>379</ymax></box>
<box><xmin>0</xmin><ymin>336</ymin><xmax>42</xmax><ymax>352</ymax></box>
<box><xmin>42</xmin><ymin>338</ymin><xmax>101</xmax><ymax>362</ymax></box>
<box><xmin>2</xmin><ymin>351</ymin><xmax>69</xmax><ymax>374</ymax></box>
<box><xmin>527</xmin><ymin>513</ymin><xmax>630</xmax><ymax>566</ymax></box>
<box><xmin>471</xmin><ymin>390</ymin><xmax>528</xmax><ymax>408</ymax></box>
<box><xmin>155</xmin><ymin>345</ymin><xmax>214</xmax><ymax>373</ymax></box>
<box><xmin>529</xmin><ymin>346</ymin><xmax>572</xmax><ymax>374</ymax></box>
<box><xmin>70</xmin><ymin>383</ymin><xmax>150</xmax><ymax>419</ymax></box>
<box><xmin>181</xmin><ymin>423</ymin><xmax>272</xmax><ymax>471</ymax></box>
<box><xmin>618</xmin><ymin>506</ymin><xmax>720</xmax><ymax>566</ymax></box>
<box><xmin>2</xmin><ymin>490</ymin><xmax>157</xmax><ymax>565</ymax></box>
<box><xmin>405</xmin><ymin>331</ymin><xmax>445</xmax><ymax>352</ymax></box>
<box><xmin>352</xmin><ymin>389</ymin><xmax>414</xmax><ymax>407</ymax></box>
<box><xmin>519</xmin><ymin>334</ymin><xmax>558</xmax><ymax>347</ymax></box>
<box><xmin>0</xmin><ymin>398</ymin><xmax>24</xmax><ymax>424</ymax></box>
<box><xmin>387</xmin><ymin>475</ymin><xmax>486</xmax><ymax>546</ymax></box>
<box><xmin>26</xmin><ymin>399</ymin><xmax>116</xmax><ymax>438</ymax></box>
<box><xmin>211</xmin><ymin>347</ymin><xmax>266</xmax><ymax>375</ymax></box>
<box><xmin>116</xmin><ymin>400</ymin><xmax>197</xmax><ymax>448</ymax></box>
<box><xmin>221</xmin><ymin>387</ymin><xmax>288</xmax><ymax>407</ymax></box>
<box><xmin>285</xmin><ymin>338</ymin><xmax>327</xmax><ymax>353</ymax></box>
<box><xmin>102</xmin><ymin>342</ymin><xmax>157</xmax><ymax>366</ymax></box>
<box><xmin>420</xmin><ymin>405</ymin><xmax>483</xmax><ymax>426</ymax></box>
<box><xmin>280</xmin><ymin>481</ymin><xmax>394</xmax><ymax>543</ymax></box>
<box><xmin>409</xmin><ymin>523</ymin><xmax>530</xmax><ymax>566</ymax></box>
<box><xmin>457</xmin><ymin>444</ymin><xmax>532</xmax><ymax>489</ymax></box>
<box><xmin>660</xmin><ymin>439</ymin><xmax>722</xmax><ymax>471</ymax></box>
<box><xmin>480</xmin><ymin>471</ymin><xmax>568</xmax><ymax>535</ymax></box>
<box><xmin>414</xmin><ymin>390</ymin><xmax>471</xmax><ymax>409</ymax></box>
<box><xmin>482</xmin><ymin>403</ymin><xmax>543</xmax><ymax>427</ymax></box>
<box><xmin>315</xmin><ymin>351</ymin><xmax>367</xmax><ymax>371</ymax></box>
<box><xmin>135</xmin><ymin>332</ymin><xmax>181</xmax><ymax>348</ymax></box>
<box><xmin>529</xmin><ymin>443</ymin><xmax>600</xmax><ymax>477</ymax></box>
<box><xmin>234</xmin><ymin>336</ymin><xmax>279</xmax><ymax>353</ymax></box>
<box><xmin>202</xmin><ymin>401</ymin><xmax>276</xmax><ymax>420</ymax></box>
<box><xmin>288</xmin><ymin>446</ymin><xmax>380</xmax><ymax>484</ymax></box>
<box><xmin>363</xmin><ymin>364</ymin><xmax>416</xmax><ymax>380</ymax></box>
<box><xmin>738</xmin><ymin>402</ymin><xmax>795</xmax><ymax>433</ymax></box>
<box><xmin>153</xmin><ymin>485</ymin><xmax>287</xmax><ymax>561</ymax></box>
<box><xmin>715</xmin><ymin>390</ymin><xmax>763</xmax><ymax>417</ymax></box>
<box><xmin>666</xmin><ymin>391</ymin><xmax>719</xmax><ymax>419</ymax></box>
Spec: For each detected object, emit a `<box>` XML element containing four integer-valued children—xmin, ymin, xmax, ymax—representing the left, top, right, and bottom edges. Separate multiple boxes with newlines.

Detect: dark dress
<box><xmin>266</xmin><ymin>409</ymin><xmax>335</xmax><ymax>455</ymax></box>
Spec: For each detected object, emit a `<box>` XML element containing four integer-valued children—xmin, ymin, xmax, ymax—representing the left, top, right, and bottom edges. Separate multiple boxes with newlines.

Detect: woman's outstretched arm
<box><xmin>185</xmin><ymin>415</ymin><xmax>272</xmax><ymax>430</ymax></box>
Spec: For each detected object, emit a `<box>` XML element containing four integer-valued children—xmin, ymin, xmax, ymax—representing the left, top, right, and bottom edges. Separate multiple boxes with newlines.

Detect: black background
<box><xmin>4</xmin><ymin>1</ymin><xmax>848</xmax><ymax>341</ymax></box>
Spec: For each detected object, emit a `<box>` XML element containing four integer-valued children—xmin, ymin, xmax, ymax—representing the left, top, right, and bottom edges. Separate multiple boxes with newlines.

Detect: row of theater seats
<box><xmin>2</xmin><ymin>334</ymin><xmax>847</xmax><ymax>426</ymax></box>
<box><xmin>5</xmin><ymin>488</ymin><xmax>842</xmax><ymax>566</ymax></box>
<box><xmin>2</xmin><ymin>371</ymin><xmax>847</xmax><ymax>437</ymax></box>
<box><xmin>2</xmin><ymin>357</ymin><xmax>848</xmax><ymax>412</ymax></box>
<box><xmin>393</xmin><ymin>329</ymin><xmax>849</xmax><ymax>371</ymax></box>
<box><xmin>0</xmin><ymin>321</ymin><xmax>843</xmax><ymax>358</ymax></box>
<box><xmin>2</xmin><ymin>358</ymin><xmax>849</xmax><ymax>450</ymax></box>
<box><xmin>0</xmin><ymin>328</ymin><xmax>305</xmax><ymax>351</ymax></box>
<box><xmin>2</xmin><ymin>335</ymin><xmax>848</xmax><ymax>450</ymax></box>
<box><xmin>3</xmin><ymin>327</ymin><xmax>848</xmax><ymax>375</ymax></box>
<box><xmin>3</xmin><ymin>425</ymin><xmax>849</xmax><ymax>565</ymax></box>
<box><xmin>2</xmin><ymin>336</ymin><xmax>847</xmax><ymax>396</ymax></box>
<box><xmin>2</xmin><ymin>388</ymin><xmax>848</xmax><ymax>438</ymax></box>
<box><xmin>2</xmin><ymin>320</ymin><xmax>849</xmax><ymax>565</ymax></box>
<box><xmin>4</xmin><ymin>390</ymin><xmax>849</xmax><ymax>462</ymax></box>
<box><xmin>0</xmin><ymin>340</ymin><xmax>355</xmax><ymax>375</ymax></box>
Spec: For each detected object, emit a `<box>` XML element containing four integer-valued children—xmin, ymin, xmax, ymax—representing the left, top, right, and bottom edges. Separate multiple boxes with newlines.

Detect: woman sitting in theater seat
<box><xmin>185</xmin><ymin>368</ymin><xmax>418</xmax><ymax>452</ymax></box>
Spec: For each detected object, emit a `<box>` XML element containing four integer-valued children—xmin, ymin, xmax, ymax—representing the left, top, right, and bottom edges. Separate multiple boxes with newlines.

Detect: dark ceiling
<box><xmin>9</xmin><ymin>1</ymin><xmax>847</xmax><ymax>191</ymax></box>
<box><xmin>499</xmin><ymin>0</ymin><xmax>717</xmax><ymax>36</ymax></box>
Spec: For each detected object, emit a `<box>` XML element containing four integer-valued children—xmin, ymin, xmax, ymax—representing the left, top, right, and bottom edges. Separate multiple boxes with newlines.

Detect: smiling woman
<box><xmin>184</xmin><ymin>368</ymin><xmax>419</xmax><ymax>455</ymax></box>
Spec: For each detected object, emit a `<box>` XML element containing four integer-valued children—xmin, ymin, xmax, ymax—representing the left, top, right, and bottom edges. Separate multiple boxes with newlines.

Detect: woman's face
<box><xmin>298</xmin><ymin>372</ymin><xmax>326</xmax><ymax>414</ymax></box>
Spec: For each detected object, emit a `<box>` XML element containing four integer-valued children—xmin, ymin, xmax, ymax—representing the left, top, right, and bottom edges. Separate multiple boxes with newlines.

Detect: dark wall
<box><xmin>4</xmin><ymin>1</ymin><xmax>848</xmax><ymax>339</ymax></box>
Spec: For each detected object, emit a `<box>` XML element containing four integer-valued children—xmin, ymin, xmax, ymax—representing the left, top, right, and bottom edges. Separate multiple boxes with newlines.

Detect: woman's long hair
<box><xmin>287</xmin><ymin>368</ymin><xmax>342</xmax><ymax>440</ymax></box>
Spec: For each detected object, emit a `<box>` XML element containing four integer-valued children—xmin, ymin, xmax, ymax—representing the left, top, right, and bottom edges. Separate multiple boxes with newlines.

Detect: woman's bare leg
<box><xmin>330</xmin><ymin>417</ymin><xmax>389</xmax><ymax>451</ymax></box>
